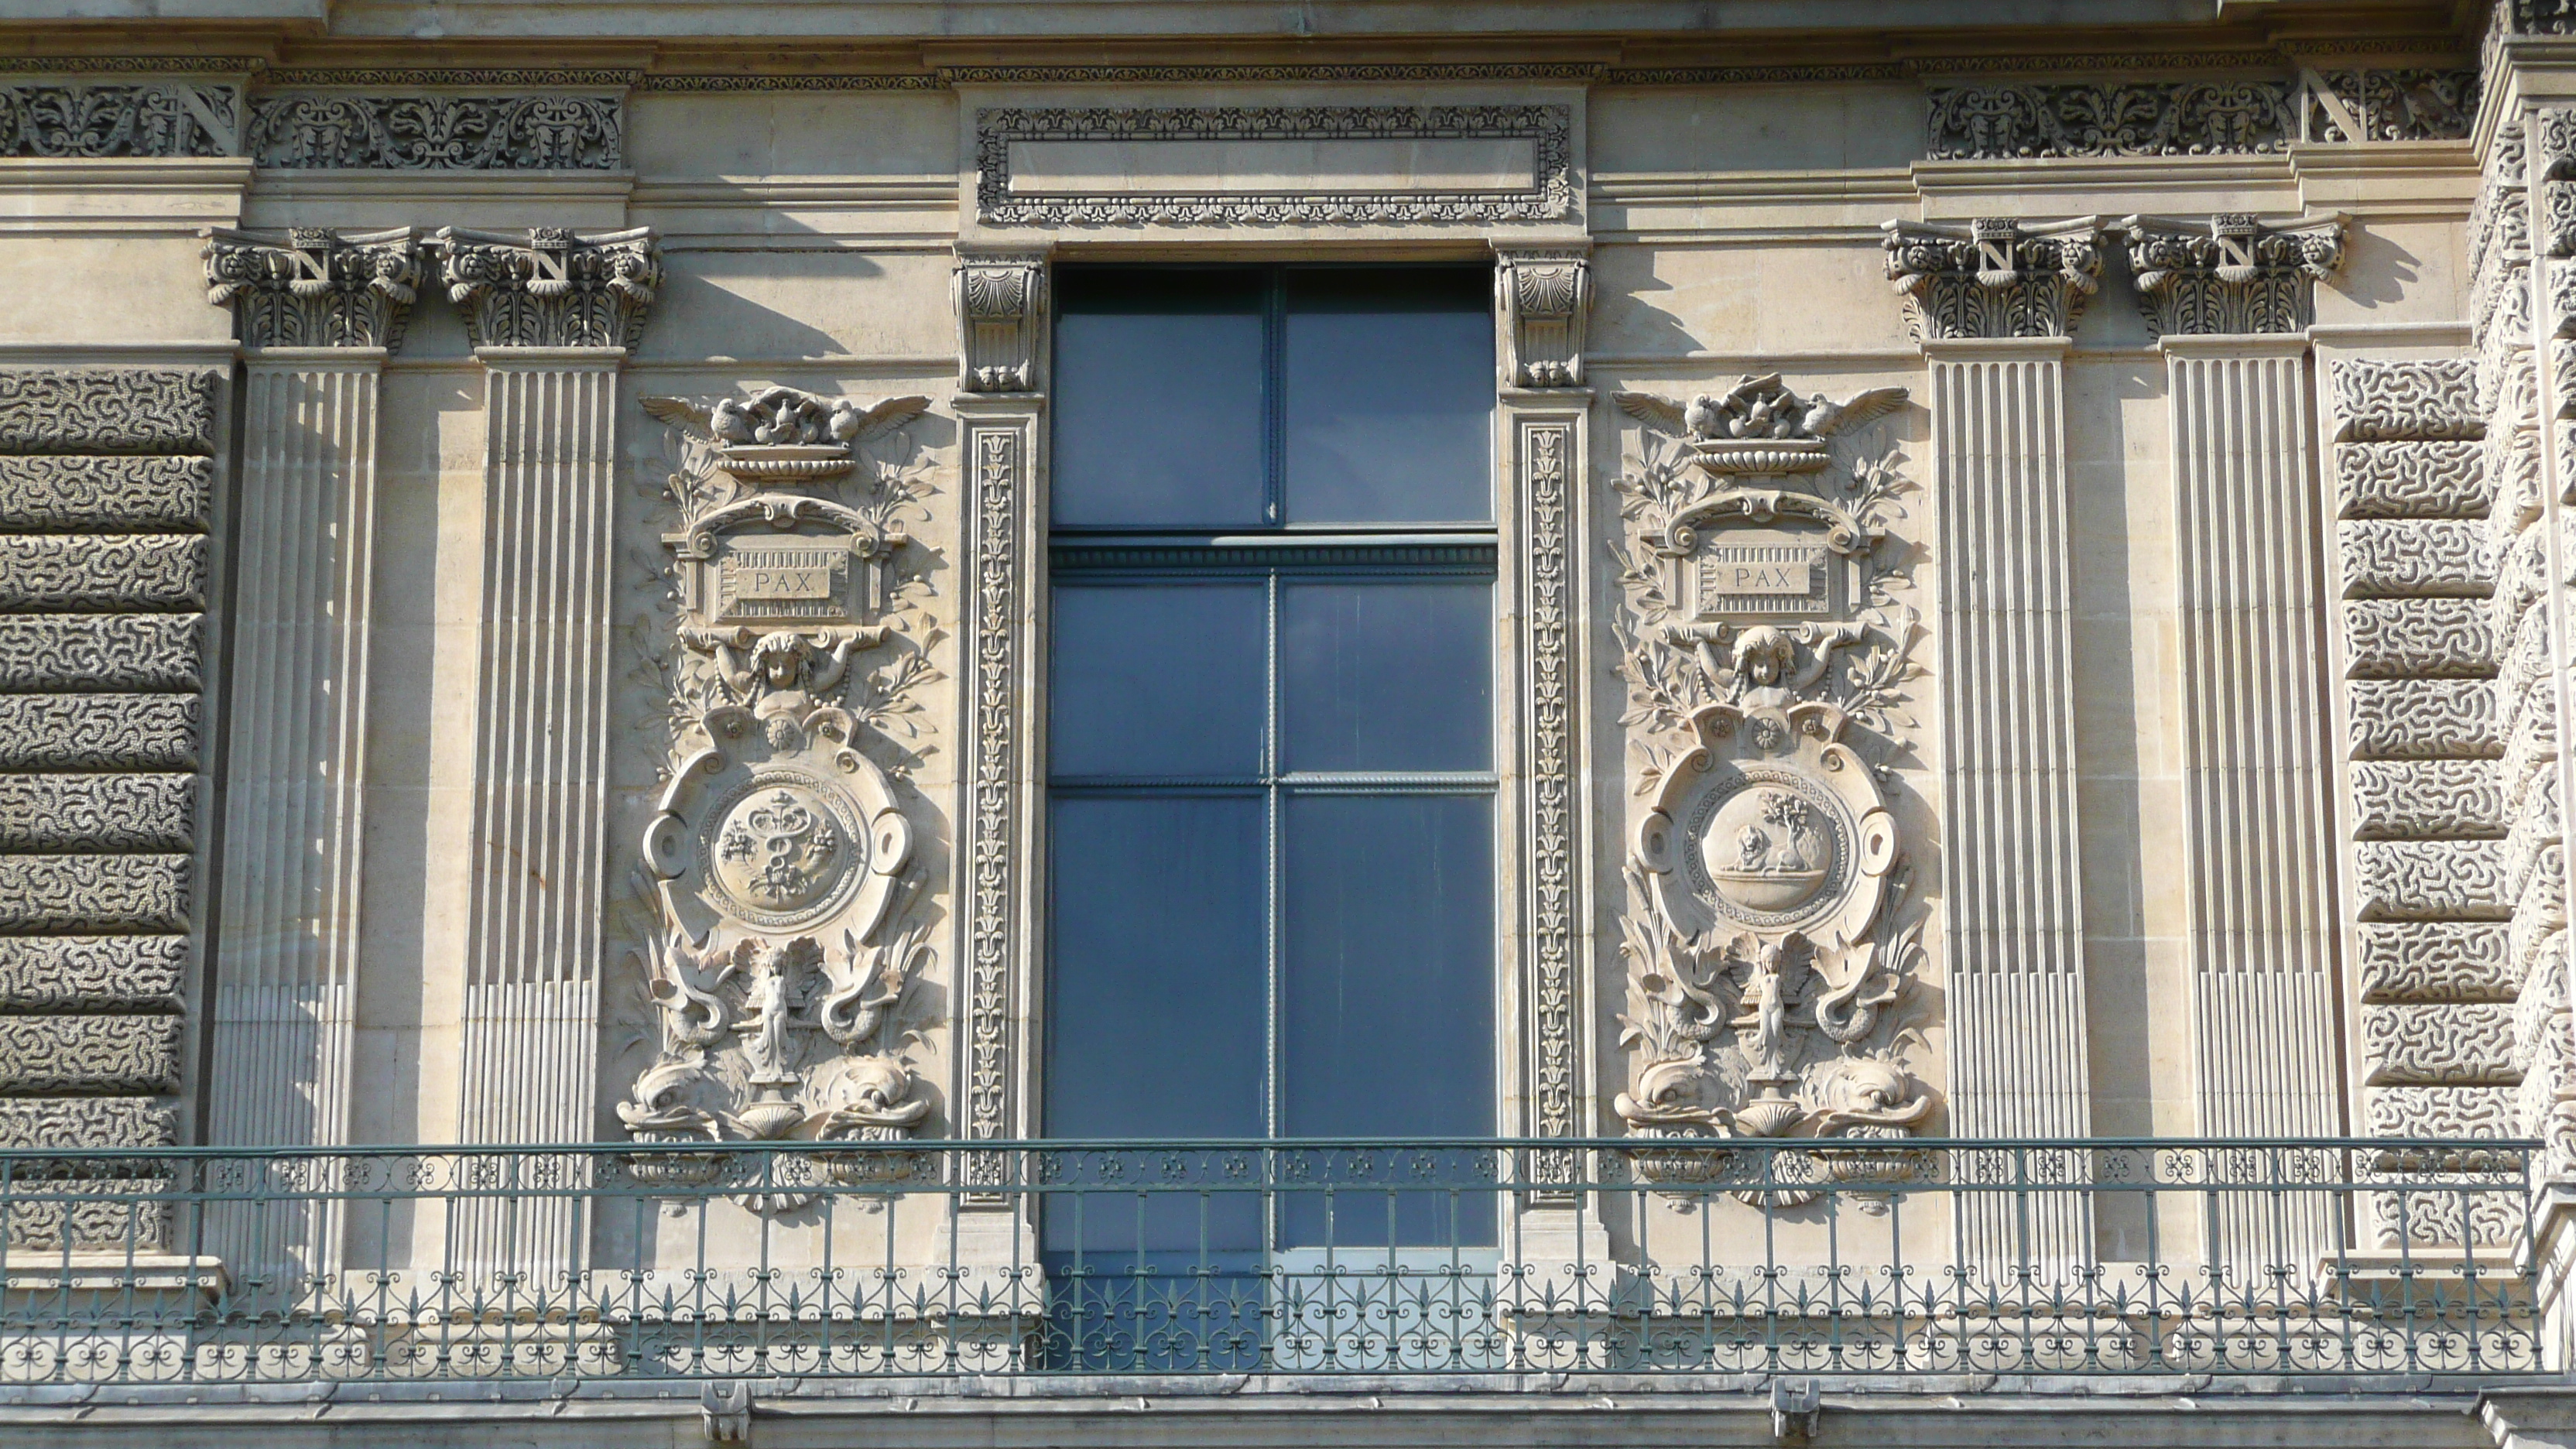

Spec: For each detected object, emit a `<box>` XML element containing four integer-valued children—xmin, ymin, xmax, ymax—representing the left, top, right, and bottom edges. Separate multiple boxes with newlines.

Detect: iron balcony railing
<box><xmin>0</xmin><ymin>1137</ymin><xmax>2543</xmax><ymax>1387</ymax></box>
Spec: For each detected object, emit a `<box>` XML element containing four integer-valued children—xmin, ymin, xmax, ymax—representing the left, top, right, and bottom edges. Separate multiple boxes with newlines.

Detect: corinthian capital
<box><xmin>202</xmin><ymin>227</ymin><xmax>423</xmax><ymax>352</ymax></box>
<box><xmin>1493</xmin><ymin>245</ymin><xmax>1591</xmax><ymax>389</ymax></box>
<box><xmin>1881</xmin><ymin>217</ymin><xmax>2104</xmax><ymax>341</ymax></box>
<box><xmin>2118</xmin><ymin>213</ymin><xmax>2346</xmax><ymax>337</ymax></box>
<box><xmin>433</xmin><ymin>225</ymin><xmax>661</xmax><ymax>350</ymax></box>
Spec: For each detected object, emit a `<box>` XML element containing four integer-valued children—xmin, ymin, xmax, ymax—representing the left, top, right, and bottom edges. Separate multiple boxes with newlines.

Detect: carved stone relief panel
<box><xmin>628</xmin><ymin>388</ymin><xmax>940</xmax><ymax>1201</ymax></box>
<box><xmin>0</xmin><ymin>80</ymin><xmax>242</xmax><ymax>158</ymax></box>
<box><xmin>247</xmin><ymin>89</ymin><xmax>622</xmax><ymax>170</ymax></box>
<box><xmin>1607</xmin><ymin>375</ymin><xmax>1930</xmax><ymax>1199</ymax></box>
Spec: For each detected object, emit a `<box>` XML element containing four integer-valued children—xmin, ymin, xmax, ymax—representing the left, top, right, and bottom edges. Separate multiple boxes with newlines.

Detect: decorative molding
<box><xmin>1517</xmin><ymin>413</ymin><xmax>1583</xmax><ymax>1173</ymax></box>
<box><xmin>2121</xmin><ymin>214</ymin><xmax>2345</xmax><ymax>337</ymax></box>
<box><xmin>434</xmin><ymin>227</ymin><xmax>660</xmax><ymax>351</ymax></box>
<box><xmin>951</xmin><ymin>62</ymin><xmax>1605</xmax><ymax>84</ymax></box>
<box><xmin>1605</xmin><ymin>63</ymin><xmax>1908</xmax><ymax>84</ymax></box>
<box><xmin>957</xmin><ymin>409</ymin><xmax>1031</xmax><ymax>1174</ymax></box>
<box><xmin>952</xmin><ymin>248</ymin><xmax>1048</xmax><ymax>394</ymax></box>
<box><xmin>0</xmin><ymin>80</ymin><xmax>242</xmax><ymax>159</ymax></box>
<box><xmin>1495</xmin><ymin>246</ymin><xmax>1591</xmax><ymax>389</ymax></box>
<box><xmin>259</xmin><ymin>69</ymin><xmax>638</xmax><ymax>89</ymax></box>
<box><xmin>973</xmin><ymin>104</ymin><xmax>1576</xmax><ymax>228</ymax></box>
<box><xmin>247</xmin><ymin>93</ymin><xmax>622</xmax><ymax>171</ymax></box>
<box><xmin>203</xmin><ymin>227</ymin><xmax>421</xmax><ymax>351</ymax></box>
<box><xmin>1882</xmin><ymin>218</ymin><xmax>2103</xmax><ymax>341</ymax></box>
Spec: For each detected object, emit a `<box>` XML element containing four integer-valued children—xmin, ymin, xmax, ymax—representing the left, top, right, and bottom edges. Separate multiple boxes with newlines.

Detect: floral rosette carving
<box><xmin>620</xmin><ymin>387</ymin><xmax>943</xmax><ymax>1201</ymax></box>
<box><xmin>1608</xmin><ymin>374</ymin><xmax>1935</xmax><ymax>1205</ymax></box>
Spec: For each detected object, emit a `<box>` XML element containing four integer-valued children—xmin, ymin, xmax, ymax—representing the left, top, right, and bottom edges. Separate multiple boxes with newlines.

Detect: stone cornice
<box><xmin>2117</xmin><ymin>212</ymin><xmax>2347</xmax><ymax>337</ymax></box>
<box><xmin>203</xmin><ymin>225</ymin><xmax>423</xmax><ymax>352</ymax></box>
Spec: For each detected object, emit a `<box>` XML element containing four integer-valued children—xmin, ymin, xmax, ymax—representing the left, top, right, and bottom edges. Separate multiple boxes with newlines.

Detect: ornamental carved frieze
<box><xmin>203</xmin><ymin>227</ymin><xmax>422</xmax><ymax>351</ymax></box>
<box><xmin>1882</xmin><ymin>218</ymin><xmax>2103</xmax><ymax>341</ymax></box>
<box><xmin>435</xmin><ymin>226</ymin><xmax>660</xmax><ymax>350</ymax></box>
<box><xmin>247</xmin><ymin>91</ymin><xmax>622</xmax><ymax>170</ymax></box>
<box><xmin>0</xmin><ymin>81</ymin><xmax>241</xmax><ymax>158</ymax></box>
<box><xmin>1495</xmin><ymin>246</ymin><xmax>1591</xmax><ymax>388</ymax></box>
<box><xmin>2118</xmin><ymin>213</ymin><xmax>2345</xmax><ymax>337</ymax></box>
<box><xmin>1609</xmin><ymin>375</ymin><xmax>1932</xmax><ymax>1202</ymax></box>
<box><xmin>626</xmin><ymin>387</ymin><xmax>938</xmax><ymax>1199</ymax></box>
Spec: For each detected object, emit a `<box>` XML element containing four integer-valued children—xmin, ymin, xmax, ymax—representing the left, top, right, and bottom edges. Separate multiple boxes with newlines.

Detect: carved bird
<box><xmin>827</xmin><ymin>394</ymin><xmax>933</xmax><ymax>443</ymax></box>
<box><xmin>1799</xmin><ymin>386</ymin><xmax>1909</xmax><ymax>438</ymax></box>
<box><xmin>1614</xmin><ymin>391</ymin><xmax>1691</xmax><ymax>436</ymax></box>
<box><xmin>1684</xmin><ymin>394</ymin><xmax>1723</xmax><ymax>437</ymax></box>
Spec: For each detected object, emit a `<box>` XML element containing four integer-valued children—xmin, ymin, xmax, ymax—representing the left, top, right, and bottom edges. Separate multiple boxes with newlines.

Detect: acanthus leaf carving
<box><xmin>2117</xmin><ymin>212</ymin><xmax>2345</xmax><ymax>337</ymax></box>
<box><xmin>203</xmin><ymin>226</ymin><xmax>421</xmax><ymax>351</ymax></box>
<box><xmin>1882</xmin><ymin>217</ymin><xmax>2103</xmax><ymax>340</ymax></box>
<box><xmin>0</xmin><ymin>81</ymin><xmax>241</xmax><ymax>159</ymax></box>
<box><xmin>435</xmin><ymin>226</ymin><xmax>660</xmax><ymax>351</ymax></box>
<box><xmin>246</xmin><ymin>92</ymin><xmax>621</xmax><ymax>170</ymax></box>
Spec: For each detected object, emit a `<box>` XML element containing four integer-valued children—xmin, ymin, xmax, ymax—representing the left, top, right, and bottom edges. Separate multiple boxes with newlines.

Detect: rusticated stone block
<box><xmin>0</xmin><ymin>536</ymin><xmax>205</xmax><ymax>612</ymax></box>
<box><xmin>2341</xmin><ymin>598</ymin><xmax>2497</xmax><ymax>677</ymax></box>
<box><xmin>2338</xmin><ymin>519</ymin><xmax>2496</xmax><ymax>598</ymax></box>
<box><xmin>2352</xmin><ymin>759</ymin><xmax>2506</xmax><ymax>838</ymax></box>
<box><xmin>0</xmin><ymin>773</ymin><xmax>193</xmax><ymax>852</ymax></box>
<box><xmin>0</xmin><ymin>936</ymin><xmax>185</xmax><ymax>1012</ymax></box>
<box><xmin>0</xmin><ymin>1181</ymin><xmax>170</xmax><ymax>1252</ymax></box>
<box><xmin>2365</xmin><ymin>1081</ymin><xmax>2520</xmax><ymax>1137</ymax></box>
<box><xmin>0</xmin><ymin>695</ymin><xmax>196</xmax><ymax>771</ymax></box>
<box><xmin>2354</xmin><ymin>839</ymin><xmax>2513</xmax><ymax>920</ymax></box>
<box><xmin>0</xmin><ymin>855</ymin><xmax>189</xmax><ymax>933</ymax></box>
<box><xmin>2329</xmin><ymin>358</ymin><xmax>2483</xmax><ymax>441</ymax></box>
<box><xmin>2346</xmin><ymin>678</ymin><xmax>2499</xmax><ymax>759</ymax></box>
<box><xmin>0</xmin><ymin>1015</ymin><xmax>180</xmax><ymax>1094</ymax></box>
<box><xmin>2334</xmin><ymin>440</ymin><xmax>2490</xmax><ymax>519</ymax></box>
<box><xmin>0</xmin><ymin>614</ymin><xmax>199</xmax><ymax>692</ymax></box>
<box><xmin>0</xmin><ymin>455</ymin><xmax>208</xmax><ymax>533</ymax></box>
<box><xmin>2357</xmin><ymin>921</ymin><xmax>2518</xmax><ymax>1002</ymax></box>
<box><xmin>0</xmin><ymin>1096</ymin><xmax>172</xmax><ymax>1149</ymax></box>
<box><xmin>0</xmin><ymin>370</ymin><xmax>215</xmax><ymax>456</ymax></box>
<box><xmin>2362</xmin><ymin>1002</ymin><xmax>2521</xmax><ymax>1084</ymax></box>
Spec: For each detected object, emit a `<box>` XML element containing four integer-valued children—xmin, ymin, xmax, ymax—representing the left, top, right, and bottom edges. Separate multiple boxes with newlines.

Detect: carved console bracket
<box><xmin>1882</xmin><ymin>217</ymin><xmax>2104</xmax><ymax>340</ymax></box>
<box><xmin>1495</xmin><ymin>245</ymin><xmax>1591</xmax><ymax>389</ymax></box>
<box><xmin>434</xmin><ymin>226</ymin><xmax>661</xmax><ymax>350</ymax></box>
<box><xmin>2118</xmin><ymin>213</ymin><xmax>2346</xmax><ymax>337</ymax></box>
<box><xmin>203</xmin><ymin>227</ymin><xmax>423</xmax><ymax>352</ymax></box>
<box><xmin>953</xmin><ymin>247</ymin><xmax>1049</xmax><ymax>393</ymax></box>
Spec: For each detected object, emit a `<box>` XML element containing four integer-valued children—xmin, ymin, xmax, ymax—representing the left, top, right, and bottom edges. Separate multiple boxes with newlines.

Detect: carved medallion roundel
<box><xmin>695</xmin><ymin>768</ymin><xmax>872</xmax><ymax>930</ymax></box>
<box><xmin>1691</xmin><ymin>773</ymin><xmax>1848</xmax><ymax>922</ymax></box>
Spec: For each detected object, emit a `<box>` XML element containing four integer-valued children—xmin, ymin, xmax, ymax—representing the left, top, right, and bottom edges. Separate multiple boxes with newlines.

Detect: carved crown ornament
<box><xmin>202</xmin><ymin>226</ymin><xmax>423</xmax><ymax>352</ymax></box>
<box><xmin>2118</xmin><ymin>212</ymin><xmax>2347</xmax><ymax>337</ymax></box>
<box><xmin>1882</xmin><ymin>216</ymin><xmax>2105</xmax><ymax>341</ymax></box>
<box><xmin>433</xmin><ymin>225</ymin><xmax>660</xmax><ymax>350</ymax></box>
<box><xmin>624</xmin><ymin>385</ymin><xmax>941</xmax><ymax>1202</ymax></box>
<box><xmin>1608</xmin><ymin>373</ymin><xmax>1932</xmax><ymax>1206</ymax></box>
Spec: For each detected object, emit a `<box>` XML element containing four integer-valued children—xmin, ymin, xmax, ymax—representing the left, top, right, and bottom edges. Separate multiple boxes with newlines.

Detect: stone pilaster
<box><xmin>436</xmin><ymin>228</ymin><xmax>657</xmax><ymax>1270</ymax></box>
<box><xmin>1888</xmin><ymin>216</ymin><xmax>2102</xmax><ymax>1266</ymax></box>
<box><xmin>200</xmin><ymin>228</ymin><xmax>419</xmax><ymax>1277</ymax></box>
<box><xmin>2117</xmin><ymin>217</ymin><xmax>2349</xmax><ymax>1170</ymax></box>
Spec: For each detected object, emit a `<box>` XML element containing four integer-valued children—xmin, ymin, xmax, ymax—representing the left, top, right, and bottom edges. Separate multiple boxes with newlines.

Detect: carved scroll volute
<box><xmin>954</xmin><ymin>247</ymin><xmax>1050</xmax><ymax>394</ymax></box>
<box><xmin>1495</xmin><ymin>245</ymin><xmax>1591</xmax><ymax>389</ymax></box>
<box><xmin>623</xmin><ymin>386</ymin><xmax>941</xmax><ymax>1188</ymax></box>
<box><xmin>1607</xmin><ymin>374</ymin><xmax>1934</xmax><ymax>1198</ymax></box>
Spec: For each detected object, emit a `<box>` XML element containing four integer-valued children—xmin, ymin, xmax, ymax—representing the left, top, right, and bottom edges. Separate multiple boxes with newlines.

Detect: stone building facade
<box><xmin>9</xmin><ymin>0</ymin><xmax>2576</xmax><ymax>1445</ymax></box>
